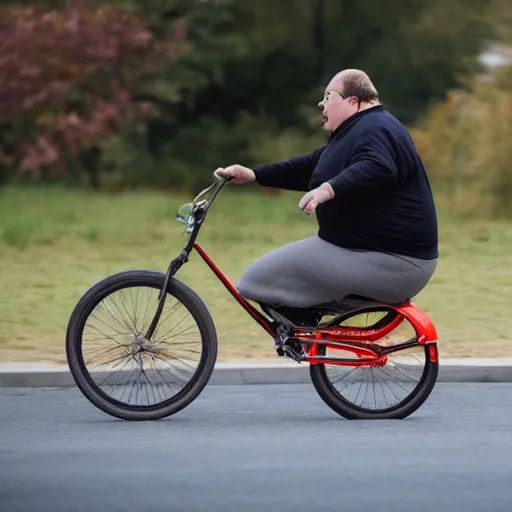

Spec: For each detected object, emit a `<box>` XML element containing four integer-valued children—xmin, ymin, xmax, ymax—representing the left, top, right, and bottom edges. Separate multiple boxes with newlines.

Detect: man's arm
<box><xmin>327</xmin><ymin>131</ymin><xmax>399</xmax><ymax>197</ymax></box>
<box><xmin>253</xmin><ymin>146</ymin><xmax>326</xmax><ymax>192</ymax></box>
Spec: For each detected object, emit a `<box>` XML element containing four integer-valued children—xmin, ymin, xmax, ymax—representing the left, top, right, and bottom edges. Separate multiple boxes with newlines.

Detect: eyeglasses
<box><xmin>321</xmin><ymin>90</ymin><xmax>349</xmax><ymax>103</ymax></box>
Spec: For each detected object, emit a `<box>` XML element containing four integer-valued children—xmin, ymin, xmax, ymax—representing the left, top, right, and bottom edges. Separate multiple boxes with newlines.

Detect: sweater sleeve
<box><xmin>327</xmin><ymin>130</ymin><xmax>399</xmax><ymax>197</ymax></box>
<box><xmin>253</xmin><ymin>146</ymin><xmax>326</xmax><ymax>192</ymax></box>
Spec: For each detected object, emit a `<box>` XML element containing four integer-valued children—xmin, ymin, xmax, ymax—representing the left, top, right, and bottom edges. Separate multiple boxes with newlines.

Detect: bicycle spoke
<box><xmin>324</xmin><ymin>342</ymin><xmax>427</xmax><ymax>412</ymax></box>
<box><xmin>80</xmin><ymin>284</ymin><xmax>205</xmax><ymax>409</ymax></box>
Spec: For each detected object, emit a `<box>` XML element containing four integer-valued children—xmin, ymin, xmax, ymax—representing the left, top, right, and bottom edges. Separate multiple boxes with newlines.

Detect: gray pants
<box><xmin>237</xmin><ymin>235</ymin><xmax>437</xmax><ymax>308</ymax></box>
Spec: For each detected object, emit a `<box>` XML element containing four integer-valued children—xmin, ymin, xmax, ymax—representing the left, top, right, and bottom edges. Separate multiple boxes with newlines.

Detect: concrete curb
<box><xmin>2</xmin><ymin>359</ymin><xmax>512</xmax><ymax>388</ymax></box>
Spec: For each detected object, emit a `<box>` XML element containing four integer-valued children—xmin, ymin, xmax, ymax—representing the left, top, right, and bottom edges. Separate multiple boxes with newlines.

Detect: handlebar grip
<box><xmin>215</xmin><ymin>171</ymin><xmax>233</xmax><ymax>182</ymax></box>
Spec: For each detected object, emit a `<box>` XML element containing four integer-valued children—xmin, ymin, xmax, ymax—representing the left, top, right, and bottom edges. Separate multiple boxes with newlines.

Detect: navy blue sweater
<box><xmin>253</xmin><ymin>106</ymin><xmax>438</xmax><ymax>260</ymax></box>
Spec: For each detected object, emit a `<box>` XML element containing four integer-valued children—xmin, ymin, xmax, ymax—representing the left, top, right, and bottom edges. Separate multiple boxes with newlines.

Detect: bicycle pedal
<box><xmin>274</xmin><ymin>324</ymin><xmax>290</xmax><ymax>357</ymax></box>
<box><xmin>283</xmin><ymin>344</ymin><xmax>304</xmax><ymax>362</ymax></box>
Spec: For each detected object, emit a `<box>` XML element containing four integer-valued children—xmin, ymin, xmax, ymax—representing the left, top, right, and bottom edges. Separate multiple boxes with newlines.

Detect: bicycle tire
<box><xmin>310</xmin><ymin>343</ymin><xmax>438</xmax><ymax>420</ymax></box>
<box><xmin>66</xmin><ymin>270</ymin><xmax>217</xmax><ymax>421</ymax></box>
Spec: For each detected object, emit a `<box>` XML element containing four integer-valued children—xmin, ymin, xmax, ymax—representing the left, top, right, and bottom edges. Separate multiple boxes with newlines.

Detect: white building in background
<box><xmin>478</xmin><ymin>42</ymin><xmax>512</xmax><ymax>79</ymax></box>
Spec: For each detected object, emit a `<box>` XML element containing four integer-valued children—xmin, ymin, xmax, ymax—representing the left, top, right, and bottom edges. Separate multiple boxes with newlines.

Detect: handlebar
<box><xmin>191</xmin><ymin>174</ymin><xmax>231</xmax><ymax>214</ymax></box>
<box><xmin>176</xmin><ymin>173</ymin><xmax>231</xmax><ymax>238</ymax></box>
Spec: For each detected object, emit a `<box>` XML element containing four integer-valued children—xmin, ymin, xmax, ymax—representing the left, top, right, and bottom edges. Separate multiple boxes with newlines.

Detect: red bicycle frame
<box><xmin>193</xmin><ymin>243</ymin><xmax>439</xmax><ymax>367</ymax></box>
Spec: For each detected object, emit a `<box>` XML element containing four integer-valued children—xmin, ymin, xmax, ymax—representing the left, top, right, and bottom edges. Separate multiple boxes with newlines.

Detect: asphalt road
<box><xmin>1</xmin><ymin>383</ymin><xmax>512</xmax><ymax>512</ymax></box>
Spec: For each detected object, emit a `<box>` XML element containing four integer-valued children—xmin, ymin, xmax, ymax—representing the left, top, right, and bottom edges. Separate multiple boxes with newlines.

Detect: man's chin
<box><xmin>322</xmin><ymin>125</ymin><xmax>333</xmax><ymax>136</ymax></box>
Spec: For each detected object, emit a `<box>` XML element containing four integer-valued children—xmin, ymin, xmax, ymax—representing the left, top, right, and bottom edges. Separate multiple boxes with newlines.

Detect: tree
<box><xmin>126</xmin><ymin>0</ymin><xmax>496</xmax><ymax>136</ymax></box>
<box><xmin>0</xmin><ymin>1</ymin><xmax>186</xmax><ymax>187</ymax></box>
<box><xmin>1</xmin><ymin>0</ymin><xmax>501</xmax><ymax>190</ymax></box>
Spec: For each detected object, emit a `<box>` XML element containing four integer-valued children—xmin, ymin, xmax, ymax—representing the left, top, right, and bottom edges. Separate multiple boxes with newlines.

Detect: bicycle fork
<box><xmin>144</xmin><ymin>250</ymin><xmax>189</xmax><ymax>340</ymax></box>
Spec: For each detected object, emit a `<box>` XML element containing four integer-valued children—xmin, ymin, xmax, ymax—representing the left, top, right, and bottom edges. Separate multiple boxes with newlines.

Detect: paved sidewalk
<box><xmin>2</xmin><ymin>358</ymin><xmax>512</xmax><ymax>387</ymax></box>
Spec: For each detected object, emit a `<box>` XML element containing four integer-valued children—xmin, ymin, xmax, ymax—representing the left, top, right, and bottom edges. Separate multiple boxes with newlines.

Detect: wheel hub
<box><xmin>133</xmin><ymin>336</ymin><xmax>160</xmax><ymax>355</ymax></box>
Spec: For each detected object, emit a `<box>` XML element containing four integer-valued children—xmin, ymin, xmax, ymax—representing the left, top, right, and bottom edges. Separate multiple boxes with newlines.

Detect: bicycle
<box><xmin>66</xmin><ymin>174</ymin><xmax>439</xmax><ymax>421</ymax></box>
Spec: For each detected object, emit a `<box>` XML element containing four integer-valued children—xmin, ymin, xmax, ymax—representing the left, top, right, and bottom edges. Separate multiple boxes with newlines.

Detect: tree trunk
<box><xmin>79</xmin><ymin>147</ymin><xmax>102</xmax><ymax>190</ymax></box>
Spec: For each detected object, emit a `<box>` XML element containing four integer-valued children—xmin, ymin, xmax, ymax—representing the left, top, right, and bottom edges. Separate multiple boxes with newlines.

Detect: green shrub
<box><xmin>411</xmin><ymin>66</ymin><xmax>512</xmax><ymax>218</ymax></box>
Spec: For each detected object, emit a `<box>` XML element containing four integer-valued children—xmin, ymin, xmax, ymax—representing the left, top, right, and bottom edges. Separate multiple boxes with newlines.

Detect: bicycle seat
<box><xmin>312</xmin><ymin>294</ymin><xmax>408</xmax><ymax>314</ymax></box>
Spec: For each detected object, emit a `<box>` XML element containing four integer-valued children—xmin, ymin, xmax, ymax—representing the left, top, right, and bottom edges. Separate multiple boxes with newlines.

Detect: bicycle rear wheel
<box><xmin>309</xmin><ymin>309</ymin><xmax>438</xmax><ymax>419</ymax></box>
<box><xmin>66</xmin><ymin>270</ymin><xmax>217</xmax><ymax>420</ymax></box>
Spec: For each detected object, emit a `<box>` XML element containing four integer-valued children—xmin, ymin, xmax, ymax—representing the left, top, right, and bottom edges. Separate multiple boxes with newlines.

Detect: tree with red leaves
<box><xmin>0</xmin><ymin>1</ymin><xmax>187</xmax><ymax>187</ymax></box>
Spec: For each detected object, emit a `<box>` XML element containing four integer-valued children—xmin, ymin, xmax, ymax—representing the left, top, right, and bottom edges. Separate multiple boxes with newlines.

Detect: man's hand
<box><xmin>299</xmin><ymin>183</ymin><xmax>335</xmax><ymax>214</ymax></box>
<box><xmin>214</xmin><ymin>165</ymin><xmax>256</xmax><ymax>185</ymax></box>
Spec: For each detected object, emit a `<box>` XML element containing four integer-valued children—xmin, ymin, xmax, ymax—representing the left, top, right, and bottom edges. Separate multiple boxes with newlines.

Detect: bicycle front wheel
<box><xmin>66</xmin><ymin>270</ymin><xmax>217</xmax><ymax>420</ymax></box>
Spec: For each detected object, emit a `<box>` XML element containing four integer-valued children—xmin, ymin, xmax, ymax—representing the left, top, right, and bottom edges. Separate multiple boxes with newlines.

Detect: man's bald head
<box><xmin>328</xmin><ymin>69</ymin><xmax>380</xmax><ymax>104</ymax></box>
<box><xmin>318</xmin><ymin>69</ymin><xmax>381</xmax><ymax>134</ymax></box>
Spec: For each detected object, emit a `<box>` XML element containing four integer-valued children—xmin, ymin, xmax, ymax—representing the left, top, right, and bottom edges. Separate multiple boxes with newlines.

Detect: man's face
<box><xmin>317</xmin><ymin>80</ymin><xmax>357</xmax><ymax>134</ymax></box>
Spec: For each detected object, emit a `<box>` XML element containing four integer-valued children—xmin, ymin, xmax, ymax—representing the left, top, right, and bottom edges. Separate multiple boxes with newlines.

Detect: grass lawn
<box><xmin>1</xmin><ymin>183</ymin><xmax>512</xmax><ymax>364</ymax></box>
